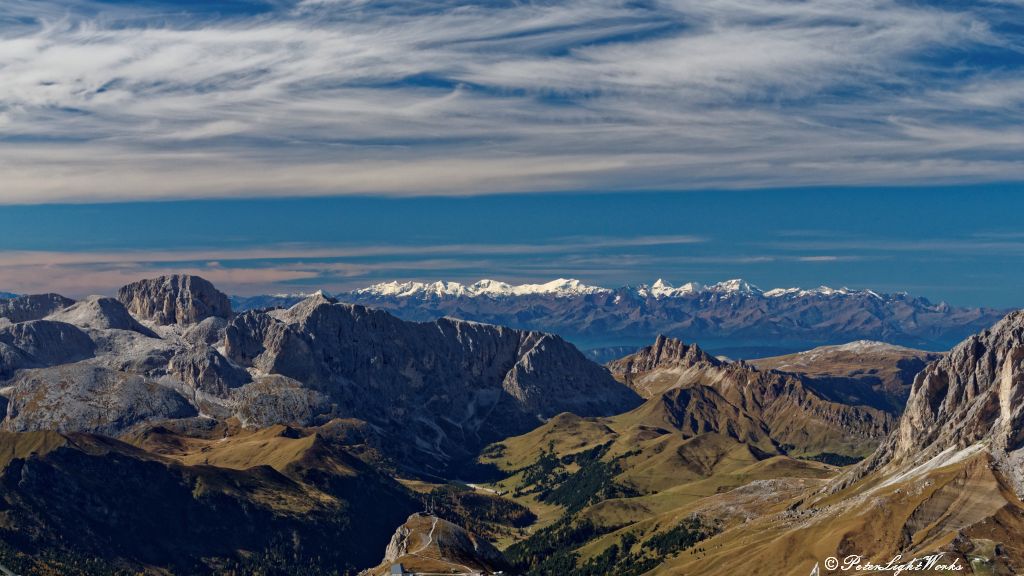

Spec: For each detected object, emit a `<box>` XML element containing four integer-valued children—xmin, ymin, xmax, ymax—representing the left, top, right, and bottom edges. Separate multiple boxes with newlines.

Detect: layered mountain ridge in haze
<box><xmin>233</xmin><ymin>278</ymin><xmax>1008</xmax><ymax>356</ymax></box>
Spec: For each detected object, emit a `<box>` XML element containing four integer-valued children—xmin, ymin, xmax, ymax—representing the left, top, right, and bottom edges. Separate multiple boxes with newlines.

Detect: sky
<box><xmin>0</xmin><ymin>1</ymin><xmax>1023</xmax><ymax>305</ymax></box>
<box><xmin>1</xmin><ymin>186</ymin><xmax>1023</xmax><ymax>307</ymax></box>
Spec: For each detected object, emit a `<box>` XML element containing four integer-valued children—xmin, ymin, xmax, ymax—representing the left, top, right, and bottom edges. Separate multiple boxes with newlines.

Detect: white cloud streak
<box><xmin>0</xmin><ymin>0</ymin><xmax>1022</xmax><ymax>202</ymax></box>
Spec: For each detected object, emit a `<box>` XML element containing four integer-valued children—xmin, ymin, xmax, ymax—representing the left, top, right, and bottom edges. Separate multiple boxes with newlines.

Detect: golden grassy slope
<box><xmin>478</xmin><ymin>401</ymin><xmax>841</xmax><ymax>566</ymax></box>
<box><xmin>654</xmin><ymin>449</ymin><xmax>1024</xmax><ymax>576</ymax></box>
<box><xmin>0</xmin><ymin>430</ymin><xmax>67</xmax><ymax>470</ymax></box>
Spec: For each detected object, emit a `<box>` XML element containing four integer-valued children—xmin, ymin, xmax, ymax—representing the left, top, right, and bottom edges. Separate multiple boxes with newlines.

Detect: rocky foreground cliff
<box><xmin>838</xmin><ymin>309</ymin><xmax>1024</xmax><ymax>495</ymax></box>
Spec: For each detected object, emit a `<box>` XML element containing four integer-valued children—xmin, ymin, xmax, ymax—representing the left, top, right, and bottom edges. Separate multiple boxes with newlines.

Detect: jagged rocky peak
<box><xmin>0</xmin><ymin>293</ymin><xmax>75</xmax><ymax>323</ymax></box>
<box><xmin>843</xmin><ymin>309</ymin><xmax>1024</xmax><ymax>495</ymax></box>
<box><xmin>609</xmin><ymin>335</ymin><xmax>720</xmax><ymax>374</ymax></box>
<box><xmin>283</xmin><ymin>289</ymin><xmax>338</xmax><ymax>321</ymax></box>
<box><xmin>117</xmin><ymin>275</ymin><xmax>231</xmax><ymax>326</ymax></box>
<box><xmin>645</xmin><ymin>278</ymin><xmax>704</xmax><ymax>298</ymax></box>
<box><xmin>708</xmin><ymin>278</ymin><xmax>761</xmax><ymax>295</ymax></box>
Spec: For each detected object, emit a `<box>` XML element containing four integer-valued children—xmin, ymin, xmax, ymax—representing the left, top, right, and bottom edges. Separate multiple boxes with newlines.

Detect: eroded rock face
<box><xmin>168</xmin><ymin>348</ymin><xmax>251</xmax><ymax>397</ymax></box>
<box><xmin>117</xmin><ymin>275</ymin><xmax>231</xmax><ymax>326</ymax></box>
<box><xmin>230</xmin><ymin>375</ymin><xmax>333</xmax><ymax>430</ymax></box>
<box><xmin>223</xmin><ymin>310</ymin><xmax>277</xmax><ymax>366</ymax></box>
<box><xmin>845</xmin><ymin>310</ymin><xmax>1024</xmax><ymax>495</ymax></box>
<box><xmin>503</xmin><ymin>331</ymin><xmax>641</xmax><ymax>417</ymax></box>
<box><xmin>89</xmin><ymin>329</ymin><xmax>177</xmax><ymax>376</ymax></box>
<box><xmin>0</xmin><ymin>342</ymin><xmax>34</xmax><ymax>379</ymax></box>
<box><xmin>0</xmin><ymin>294</ymin><xmax>75</xmax><ymax>323</ymax></box>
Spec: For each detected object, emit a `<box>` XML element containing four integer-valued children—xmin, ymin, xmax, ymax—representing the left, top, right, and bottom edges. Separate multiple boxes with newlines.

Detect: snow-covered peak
<box><xmin>468</xmin><ymin>279</ymin><xmax>514</xmax><ymax>295</ymax></box>
<box><xmin>271</xmin><ymin>289</ymin><xmax>332</xmax><ymax>299</ymax></box>
<box><xmin>356</xmin><ymin>280</ymin><xmax>473</xmax><ymax>298</ymax></box>
<box><xmin>764</xmin><ymin>285</ymin><xmax>882</xmax><ymax>299</ymax></box>
<box><xmin>519</xmin><ymin>278</ymin><xmax>610</xmax><ymax>296</ymax></box>
<box><xmin>354</xmin><ymin>281</ymin><xmax>429</xmax><ymax>297</ymax></box>
<box><xmin>708</xmin><ymin>279</ymin><xmax>761</xmax><ymax>295</ymax></box>
<box><xmin>651</xmin><ymin>278</ymin><xmax>671</xmax><ymax>291</ymax></box>
<box><xmin>678</xmin><ymin>281</ymin><xmax>704</xmax><ymax>294</ymax></box>
<box><xmin>354</xmin><ymin>278</ymin><xmax>610</xmax><ymax>298</ymax></box>
<box><xmin>831</xmin><ymin>340</ymin><xmax>914</xmax><ymax>353</ymax></box>
<box><xmin>813</xmin><ymin>285</ymin><xmax>850</xmax><ymax>296</ymax></box>
<box><xmin>424</xmin><ymin>281</ymin><xmax>469</xmax><ymax>297</ymax></box>
<box><xmin>351</xmin><ymin>278</ymin><xmax>890</xmax><ymax>301</ymax></box>
<box><xmin>646</xmin><ymin>279</ymin><xmax>704</xmax><ymax>298</ymax></box>
<box><xmin>764</xmin><ymin>287</ymin><xmax>800</xmax><ymax>298</ymax></box>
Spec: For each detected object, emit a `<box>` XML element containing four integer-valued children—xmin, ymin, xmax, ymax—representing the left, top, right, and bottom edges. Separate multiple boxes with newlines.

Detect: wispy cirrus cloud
<box><xmin>0</xmin><ymin>0</ymin><xmax>1022</xmax><ymax>202</ymax></box>
<box><xmin>0</xmin><ymin>234</ymin><xmax>704</xmax><ymax>266</ymax></box>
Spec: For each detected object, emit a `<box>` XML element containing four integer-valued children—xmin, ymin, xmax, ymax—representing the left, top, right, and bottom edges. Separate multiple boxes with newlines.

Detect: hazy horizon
<box><xmin>1</xmin><ymin>186</ymin><xmax>1022</xmax><ymax>307</ymax></box>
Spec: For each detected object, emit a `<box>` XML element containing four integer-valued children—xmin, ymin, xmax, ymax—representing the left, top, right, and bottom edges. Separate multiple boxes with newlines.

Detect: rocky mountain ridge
<box><xmin>608</xmin><ymin>336</ymin><xmax>896</xmax><ymax>459</ymax></box>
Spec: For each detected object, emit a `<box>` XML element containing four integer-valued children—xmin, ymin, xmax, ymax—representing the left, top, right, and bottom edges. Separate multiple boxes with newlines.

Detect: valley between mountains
<box><xmin>0</xmin><ymin>275</ymin><xmax>1020</xmax><ymax>575</ymax></box>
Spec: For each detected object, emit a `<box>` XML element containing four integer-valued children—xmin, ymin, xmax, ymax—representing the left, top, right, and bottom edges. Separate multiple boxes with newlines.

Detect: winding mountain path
<box><xmin>413</xmin><ymin>516</ymin><xmax>439</xmax><ymax>554</ymax></box>
<box><xmin>407</xmin><ymin>515</ymin><xmax>477</xmax><ymax>575</ymax></box>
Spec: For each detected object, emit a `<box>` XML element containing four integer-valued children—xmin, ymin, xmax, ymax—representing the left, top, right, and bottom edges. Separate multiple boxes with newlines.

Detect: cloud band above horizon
<box><xmin>1</xmin><ymin>0</ymin><xmax>1023</xmax><ymax>202</ymax></box>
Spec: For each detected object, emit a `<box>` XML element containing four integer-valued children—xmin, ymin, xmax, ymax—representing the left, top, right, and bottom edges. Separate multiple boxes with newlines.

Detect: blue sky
<box><xmin>0</xmin><ymin>1</ymin><xmax>1022</xmax><ymax>304</ymax></box>
<box><xmin>1</xmin><ymin>186</ymin><xmax>1022</xmax><ymax>307</ymax></box>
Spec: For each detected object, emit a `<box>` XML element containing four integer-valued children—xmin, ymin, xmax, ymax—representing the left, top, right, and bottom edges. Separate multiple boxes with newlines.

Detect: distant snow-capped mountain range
<box><xmin>348</xmin><ymin>277</ymin><xmax>887</xmax><ymax>300</ymax></box>
<box><xmin>231</xmin><ymin>278</ymin><xmax>1009</xmax><ymax>358</ymax></box>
